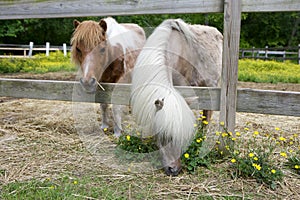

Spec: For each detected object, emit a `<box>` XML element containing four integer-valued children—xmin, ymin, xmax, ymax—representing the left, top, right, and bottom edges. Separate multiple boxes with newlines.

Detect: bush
<box><xmin>0</xmin><ymin>51</ymin><xmax>75</xmax><ymax>74</ymax></box>
<box><xmin>239</xmin><ymin>59</ymin><xmax>300</xmax><ymax>83</ymax></box>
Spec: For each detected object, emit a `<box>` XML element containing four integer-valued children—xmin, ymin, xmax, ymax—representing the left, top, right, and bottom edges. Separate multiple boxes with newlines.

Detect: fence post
<box><xmin>265</xmin><ymin>45</ymin><xmax>268</xmax><ymax>60</ymax></box>
<box><xmin>298</xmin><ymin>44</ymin><xmax>300</xmax><ymax>65</ymax></box>
<box><xmin>252</xmin><ymin>46</ymin><xmax>255</xmax><ymax>58</ymax></box>
<box><xmin>63</xmin><ymin>43</ymin><xmax>67</xmax><ymax>57</ymax></box>
<box><xmin>46</xmin><ymin>42</ymin><xmax>50</xmax><ymax>56</ymax></box>
<box><xmin>28</xmin><ymin>42</ymin><xmax>33</xmax><ymax>57</ymax></box>
<box><xmin>219</xmin><ymin>0</ymin><xmax>241</xmax><ymax>146</ymax></box>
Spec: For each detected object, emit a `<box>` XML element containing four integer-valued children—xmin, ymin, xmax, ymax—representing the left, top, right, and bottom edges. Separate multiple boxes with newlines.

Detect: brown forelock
<box><xmin>70</xmin><ymin>20</ymin><xmax>106</xmax><ymax>64</ymax></box>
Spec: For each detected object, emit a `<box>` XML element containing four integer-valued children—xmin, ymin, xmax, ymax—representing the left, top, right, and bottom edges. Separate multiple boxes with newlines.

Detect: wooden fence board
<box><xmin>1</xmin><ymin>78</ymin><xmax>299</xmax><ymax>117</ymax></box>
<box><xmin>1</xmin><ymin>0</ymin><xmax>300</xmax><ymax>20</ymax></box>
<box><xmin>219</xmin><ymin>0</ymin><xmax>241</xmax><ymax>132</ymax></box>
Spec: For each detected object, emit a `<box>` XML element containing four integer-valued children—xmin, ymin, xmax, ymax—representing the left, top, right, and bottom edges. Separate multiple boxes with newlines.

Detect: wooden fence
<box><xmin>0</xmin><ymin>0</ymin><xmax>300</xmax><ymax>133</ymax></box>
<box><xmin>0</xmin><ymin>43</ymin><xmax>70</xmax><ymax>58</ymax></box>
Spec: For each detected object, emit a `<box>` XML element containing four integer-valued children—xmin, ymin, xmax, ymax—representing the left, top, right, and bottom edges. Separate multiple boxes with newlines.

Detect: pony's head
<box><xmin>71</xmin><ymin>19</ymin><xmax>111</xmax><ymax>93</ymax></box>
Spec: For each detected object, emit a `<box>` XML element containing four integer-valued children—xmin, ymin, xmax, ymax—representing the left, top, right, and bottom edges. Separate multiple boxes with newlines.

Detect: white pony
<box><xmin>130</xmin><ymin>19</ymin><xmax>223</xmax><ymax>176</ymax></box>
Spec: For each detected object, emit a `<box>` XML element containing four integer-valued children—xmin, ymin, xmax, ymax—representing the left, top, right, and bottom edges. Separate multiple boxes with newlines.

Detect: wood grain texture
<box><xmin>219</xmin><ymin>0</ymin><xmax>241</xmax><ymax>132</ymax></box>
<box><xmin>1</xmin><ymin>78</ymin><xmax>299</xmax><ymax>117</ymax></box>
<box><xmin>1</xmin><ymin>0</ymin><xmax>299</xmax><ymax>20</ymax></box>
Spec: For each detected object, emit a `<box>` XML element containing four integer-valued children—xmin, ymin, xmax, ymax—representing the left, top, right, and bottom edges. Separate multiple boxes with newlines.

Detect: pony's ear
<box><xmin>99</xmin><ymin>20</ymin><xmax>107</xmax><ymax>33</ymax></box>
<box><xmin>73</xmin><ymin>20</ymin><xmax>80</xmax><ymax>29</ymax></box>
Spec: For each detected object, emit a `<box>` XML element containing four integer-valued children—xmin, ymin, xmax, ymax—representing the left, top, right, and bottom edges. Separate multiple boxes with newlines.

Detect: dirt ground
<box><xmin>0</xmin><ymin>72</ymin><xmax>299</xmax><ymax>199</ymax></box>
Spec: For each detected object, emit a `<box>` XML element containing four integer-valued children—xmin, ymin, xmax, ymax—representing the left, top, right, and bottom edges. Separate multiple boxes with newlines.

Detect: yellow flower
<box><xmin>236</xmin><ymin>132</ymin><xmax>241</xmax><ymax>137</ymax></box>
<box><xmin>279</xmin><ymin>137</ymin><xmax>286</xmax><ymax>141</ymax></box>
<box><xmin>199</xmin><ymin>111</ymin><xmax>204</xmax><ymax>115</ymax></box>
<box><xmin>253</xmin><ymin>131</ymin><xmax>259</xmax><ymax>135</ymax></box>
<box><xmin>203</xmin><ymin>120</ymin><xmax>209</xmax><ymax>125</ymax></box>
<box><xmin>184</xmin><ymin>153</ymin><xmax>189</xmax><ymax>159</ymax></box>
<box><xmin>103</xmin><ymin>128</ymin><xmax>108</xmax><ymax>132</ymax></box>
<box><xmin>289</xmin><ymin>149</ymin><xmax>293</xmax><ymax>153</ymax></box>
<box><xmin>194</xmin><ymin>123</ymin><xmax>198</xmax><ymax>127</ymax></box>
<box><xmin>271</xmin><ymin>169</ymin><xmax>276</xmax><ymax>174</ymax></box>
<box><xmin>136</xmin><ymin>131</ymin><xmax>141</xmax><ymax>136</ymax></box>
<box><xmin>252</xmin><ymin>163</ymin><xmax>261</xmax><ymax>171</ymax></box>
<box><xmin>216</xmin><ymin>141</ymin><xmax>221</xmax><ymax>144</ymax></box>
<box><xmin>220</xmin><ymin>151</ymin><xmax>223</xmax><ymax>155</ymax></box>
<box><xmin>201</xmin><ymin>115</ymin><xmax>206</xmax><ymax>119</ymax></box>
<box><xmin>244</xmin><ymin>127</ymin><xmax>249</xmax><ymax>131</ymax></box>
<box><xmin>293</xmin><ymin>134</ymin><xmax>298</xmax><ymax>138</ymax></box>
<box><xmin>196</xmin><ymin>138</ymin><xmax>202</xmax><ymax>143</ymax></box>
<box><xmin>126</xmin><ymin>135</ymin><xmax>131</xmax><ymax>141</ymax></box>
<box><xmin>253</xmin><ymin>157</ymin><xmax>258</xmax><ymax>161</ymax></box>
<box><xmin>289</xmin><ymin>141</ymin><xmax>294</xmax><ymax>145</ymax></box>
<box><xmin>256</xmin><ymin>165</ymin><xmax>261</xmax><ymax>171</ymax></box>
<box><xmin>248</xmin><ymin>152</ymin><xmax>255</xmax><ymax>158</ymax></box>
<box><xmin>222</xmin><ymin>132</ymin><xmax>228</xmax><ymax>137</ymax></box>
<box><xmin>231</xmin><ymin>137</ymin><xmax>237</xmax><ymax>141</ymax></box>
<box><xmin>231</xmin><ymin>159</ymin><xmax>236</xmax><ymax>163</ymax></box>
<box><xmin>49</xmin><ymin>185</ymin><xmax>55</xmax><ymax>190</ymax></box>
<box><xmin>225</xmin><ymin>145</ymin><xmax>230</xmax><ymax>150</ymax></box>
<box><xmin>197</xmin><ymin>117</ymin><xmax>202</xmax><ymax>121</ymax></box>
<box><xmin>280</xmin><ymin>152</ymin><xmax>287</xmax><ymax>158</ymax></box>
<box><xmin>220</xmin><ymin>121</ymin><xmax>225</xmax><ymax>126</ymax></box>
<box><xmin>295</xmin><ymin>165</ymin><xmax>299</xmax><ymax>169</ymax></box>
<box><xmin>275</xmin><ymin>127</ymin><xmax>280</xmax><ymax>131</ymax></box>
<box><xmin>73</xmin><ymin>180</ymin><xmax>78</xmax><ymax>185</ymax></box>
<box><xmin>216</xmin><ymin>131</ymin><xmax>221</xmax><ymax>136</ymax></box>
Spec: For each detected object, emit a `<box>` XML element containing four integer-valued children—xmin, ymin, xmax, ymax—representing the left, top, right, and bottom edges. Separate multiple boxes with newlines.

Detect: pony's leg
<box><xmin>112</xmin><ymin>104</ymin><xmax>123</xmax><ymax>137</ymax></box>
<box><xmin>203</xmin><ymin>110</ymin><xmax>213</xmax><ymax>121</ymax></box>
<box><xmin>100</xmin><ymin>103</ymin><xmax>109</xmax><ymax>130</ymax></box>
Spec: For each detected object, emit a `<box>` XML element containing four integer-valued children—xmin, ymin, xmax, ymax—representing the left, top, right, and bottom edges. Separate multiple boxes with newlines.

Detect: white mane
<box><xmin>131</xmin><ymin>19</ymin><xmax>196</xmax><ymax>150</ymax></box>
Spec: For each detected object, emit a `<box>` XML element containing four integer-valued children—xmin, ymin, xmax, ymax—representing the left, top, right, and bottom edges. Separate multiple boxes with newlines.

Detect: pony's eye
<box><xmin>100</xmin><ymin>47</ymin><xmax>105</xmax><ymax>53</ymax></box>
<box><xmin>76</xmin><ymin>47</ymin><xmax>81</xmax><ymax>54</ymax></box>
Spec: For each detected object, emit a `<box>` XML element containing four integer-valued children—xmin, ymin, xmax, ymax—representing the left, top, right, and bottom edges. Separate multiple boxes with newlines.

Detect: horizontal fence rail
<box><xmin>0</xmin><ymin>78</ymin><xmax>299</xmax><ymax>117</ymax></box>
<box><xmin>0</xmin><ymin>0</ymin><xmax>300</xmax><ymax>19</ymax></box>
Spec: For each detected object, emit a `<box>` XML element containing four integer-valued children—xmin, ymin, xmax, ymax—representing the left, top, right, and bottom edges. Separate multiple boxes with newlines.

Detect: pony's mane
<box><xmin>70</xmin><ymin>20</ymin><xmax>104</xmax><ymax>64</ymax></box>
<box><xmin>131</xmin><ymin>19</ymin><xmax>197</xmax><ymax>151</ymax></box>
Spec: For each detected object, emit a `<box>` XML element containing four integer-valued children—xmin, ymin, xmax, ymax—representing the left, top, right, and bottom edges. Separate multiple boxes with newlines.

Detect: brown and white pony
<box><xmin>71</xmin><ymin>17</ymin><xmax>146</xmax><ymax>137</ymax></box>
<box><xmin>130</xmin><ymin>19</ymin><xmax>222</xmax><ymax>176</ymax></box>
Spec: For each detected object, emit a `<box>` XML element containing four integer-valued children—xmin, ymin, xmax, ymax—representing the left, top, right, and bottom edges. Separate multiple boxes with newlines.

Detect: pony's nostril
<box><xmin>79</xmin><ymin>77</ymin><xmax>84</xmax><ymax>85</ymax></box>
<box><xmin>90</xmin><ymin>77</ymin><xmax>96</xmax><ymax>86</ymax></box>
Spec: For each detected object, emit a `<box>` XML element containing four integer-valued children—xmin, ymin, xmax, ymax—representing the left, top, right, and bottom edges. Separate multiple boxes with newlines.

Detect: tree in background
<box><xmin>0</xmin><ymin>12</ymin><xmax>298</xmax><ymax>48</ymax></box>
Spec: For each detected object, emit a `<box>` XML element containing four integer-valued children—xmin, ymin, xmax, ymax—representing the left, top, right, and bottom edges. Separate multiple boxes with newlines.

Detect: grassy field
<box><xmin>0</xmin><ymin>53</ymin><xmax>300</xmax><ymax>83</ymax></box>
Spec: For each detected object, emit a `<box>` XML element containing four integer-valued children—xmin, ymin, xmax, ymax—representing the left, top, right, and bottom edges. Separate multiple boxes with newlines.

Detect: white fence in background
<box><xmin>0</xmin><ymin>42</ymin><xmax>70</xmax><ymax>58</ymax></box>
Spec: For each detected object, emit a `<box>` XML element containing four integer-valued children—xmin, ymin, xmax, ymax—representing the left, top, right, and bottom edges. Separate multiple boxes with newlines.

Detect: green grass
<box><xmin>239</xmin><ymin>59</ymin><xmax>300</xmax><ymax>83</ymax></box>
<box><xmin>1</xmin><ymin>175</ymin><xmax>125</xmax><ymax>199</ymax></box>
<box><xmin>0</xmin><ymin>51</ymin><xmax>75</xmax><ymax>74</ymax></box>
<box><xmin>0</xmin><ymin>53</ymin><xmax>299</xmax><ymax>84</ymax></box>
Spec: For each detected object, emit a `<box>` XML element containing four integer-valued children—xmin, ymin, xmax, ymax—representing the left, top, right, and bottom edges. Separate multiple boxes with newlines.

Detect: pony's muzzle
<box><xmin>79</xmin><ymin>77</ymin><xmax>97</xmax><ymax>93</ymax></box>
<box><xmin>164</xmin><ymin>165</ymin><xmax>182</xmax><ymax>176</ymax></box>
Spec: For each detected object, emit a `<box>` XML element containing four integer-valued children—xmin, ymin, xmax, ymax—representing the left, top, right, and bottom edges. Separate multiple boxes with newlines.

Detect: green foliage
<box><xmin>0</xmin><ymin>175</ymin><xmax>125</xmax><ymax>199</ymax></box>
<box><xmin>0</xmin><ymin>51</ymin><xmax>75</xmax><ymax>73</ymax></box>
<box><xmin>114</xmin><ymin>124</ymin><xmax>160</xmax><ymax>167</ymax></box>
<box><xmin>285</xmin><ymin>153</ymin><xmax>300</xmax><ymax>175</ymax></box>
<box><xmin>220</xmin><ymin>126</ymin><xmax>299</xmax><ymax>189</ymax></box>
<box><xmin>180</xmin><ymin>115</ymin><xmax>221</xmax><ymax>173</ymax></box>
<box><xmin>239</xmin><ymin>59</ymin><xmax>300</xmax><ymax>83</ymax></box>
